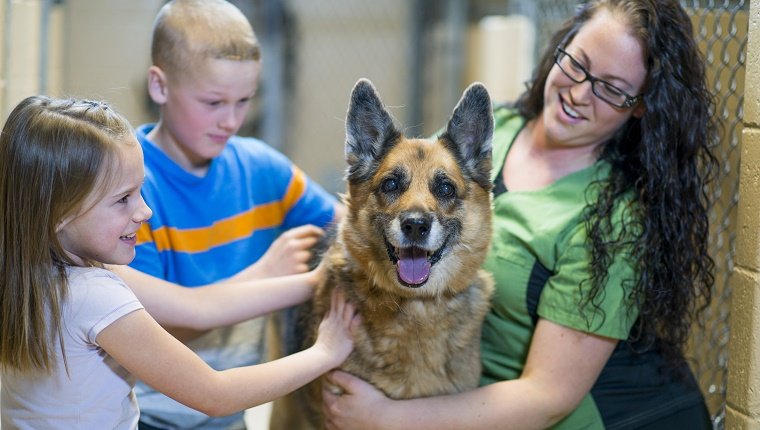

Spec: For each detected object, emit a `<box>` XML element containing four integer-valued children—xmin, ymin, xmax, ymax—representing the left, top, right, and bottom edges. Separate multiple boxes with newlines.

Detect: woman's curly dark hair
<box><xmin>515</xmin><ymin>0</ymin><xmax>718</xmax><ymax>366</ymax></box>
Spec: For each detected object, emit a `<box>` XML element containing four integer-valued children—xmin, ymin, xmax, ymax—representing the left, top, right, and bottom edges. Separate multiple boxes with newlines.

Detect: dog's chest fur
<box><xmin>315</xmin><ymin>239</ymin><xmax>492</xmax><ymax>399</ymax></box>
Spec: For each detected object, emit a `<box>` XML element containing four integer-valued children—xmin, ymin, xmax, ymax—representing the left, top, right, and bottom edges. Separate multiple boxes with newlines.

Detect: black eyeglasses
<box><xmin>554</xmin><ymin>47</ymin><xmax>643</xmax><ymax>109</ymax></box>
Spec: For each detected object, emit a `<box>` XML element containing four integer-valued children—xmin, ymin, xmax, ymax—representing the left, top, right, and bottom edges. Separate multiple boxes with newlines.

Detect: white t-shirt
<box><xmin>1</xmin><ymin>266</ymin><xmax>144</xmax><ymax>429</ymax></box>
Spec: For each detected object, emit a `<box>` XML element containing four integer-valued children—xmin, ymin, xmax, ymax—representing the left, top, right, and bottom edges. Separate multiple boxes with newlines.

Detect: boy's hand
<box><xmin>260</xmin><ymin>224</ymin><xmax>324</xmax><ymax>276</ymax></box>
<box><xmin>232</xmin><ymin>225</ymin><xmax>324</xmax><ymax>281</ymax></box>
<box><xmin>314</xmin><ymin>289</ymin><xmax>359</xmax><ymax>367</ymax></box>
<box><xmin>306</xmin><ymin>259</ymin><xmax>328</xmax><ymax>292</ymax></box>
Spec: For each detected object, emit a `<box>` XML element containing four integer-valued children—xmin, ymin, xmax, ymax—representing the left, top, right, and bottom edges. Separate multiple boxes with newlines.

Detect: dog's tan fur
<box><xmin>270</xmin><ymin>79</ymin><xmax>494</xmax><ymax>430</ymax></box>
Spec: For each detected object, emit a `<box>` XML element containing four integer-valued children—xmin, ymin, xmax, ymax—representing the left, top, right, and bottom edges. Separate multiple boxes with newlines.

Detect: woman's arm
<box><xmin>109</xmin><ymin>263</ymin><xmax>321</xmax><ymax>331</ymax></box>
<box><xmin>323</xmin><ymin>318</ymin><xmax>617</xmax><ymax>430</ymax></box>
<box><xmin>98</xmin><ymin>289</ymin><xmax>357</xmax><ymax>417</ymax></box>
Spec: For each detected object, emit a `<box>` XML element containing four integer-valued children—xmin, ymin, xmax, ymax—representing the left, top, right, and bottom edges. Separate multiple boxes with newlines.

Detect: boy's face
<box><xmin>157</xmin><ymin>59</ymin><xmax>260</xmax><ymax>170</ymax></box>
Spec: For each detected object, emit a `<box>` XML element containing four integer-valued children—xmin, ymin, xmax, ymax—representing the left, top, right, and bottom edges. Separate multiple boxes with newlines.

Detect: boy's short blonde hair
<box><xmin>151</xmin><ymin>0</ymin><xmax>261</xmax><ymax>78</ymax></box>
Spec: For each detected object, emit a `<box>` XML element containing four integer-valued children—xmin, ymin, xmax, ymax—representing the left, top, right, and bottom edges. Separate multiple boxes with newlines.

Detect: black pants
<box><xmin>633</xmin><ymin>403</ymin><xmax>712</xmax><ymax>430</ymax></box>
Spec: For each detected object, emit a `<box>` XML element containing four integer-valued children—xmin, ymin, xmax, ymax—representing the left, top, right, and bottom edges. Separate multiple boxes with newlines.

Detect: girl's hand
<box><xmin>322</xmin><ymin>370</ymin><xmax>388</xmax><ymax>430</ymax></box>
<box><xmin>314</xmin><ymin>289</ymin><xmax>359</xmax><ymax>367</ymax></box>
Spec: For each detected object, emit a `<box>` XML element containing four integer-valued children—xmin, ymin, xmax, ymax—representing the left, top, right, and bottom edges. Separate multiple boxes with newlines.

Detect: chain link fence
<box><xmin>683</xmin><ymin>2</ymin><xmax>746</xmax><ymax>427</ymax></box>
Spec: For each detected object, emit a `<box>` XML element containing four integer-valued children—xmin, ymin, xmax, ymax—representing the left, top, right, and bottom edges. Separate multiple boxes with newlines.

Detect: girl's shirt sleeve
<box><xmin>67</xmin><ymin>267</ymin><xmax>144</xmax><ymax>345</ymax></box>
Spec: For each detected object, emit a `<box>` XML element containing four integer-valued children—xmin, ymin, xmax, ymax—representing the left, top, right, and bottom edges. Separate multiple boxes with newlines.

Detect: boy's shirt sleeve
<box><xmin>280</xmin><ymin>164</ymin><xmax>337</xmax><ymax>229</ymax></box>
<box><xmin>254</xmin><ymin>144</ymin><xmax>337</xmax><ymax>229</ymax></box>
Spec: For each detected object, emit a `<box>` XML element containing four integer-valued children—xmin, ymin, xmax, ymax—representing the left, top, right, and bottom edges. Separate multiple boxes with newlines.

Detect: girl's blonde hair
<box><xmin>0</xmin><ymin>96</ymin><xmax>133</xmax><ymax>372</ymax></box>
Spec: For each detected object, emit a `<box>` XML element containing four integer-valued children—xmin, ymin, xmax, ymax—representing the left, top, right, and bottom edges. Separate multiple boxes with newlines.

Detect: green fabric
<box><xmin>479</xmin><ymin>107</ymin><xmax>638</xmax><ymax>429</ymax></box>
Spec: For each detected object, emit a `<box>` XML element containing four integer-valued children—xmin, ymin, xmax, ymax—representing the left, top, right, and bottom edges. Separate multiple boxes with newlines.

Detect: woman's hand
<box><xmin>322</xmin><ymin>370</ymin><xmax>389</xmax><ymax>430</ymax></box>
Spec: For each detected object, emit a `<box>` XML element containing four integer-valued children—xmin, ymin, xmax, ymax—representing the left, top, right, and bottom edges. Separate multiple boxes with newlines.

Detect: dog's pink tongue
<box><xmin>397</xmin><ymin>247</ymin><xmax>430</xmax><ymax>285</ymax></box>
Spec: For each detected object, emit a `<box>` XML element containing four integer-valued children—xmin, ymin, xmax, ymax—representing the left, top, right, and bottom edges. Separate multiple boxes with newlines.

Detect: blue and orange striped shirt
<box><xmin>130</xmin><ymin>124</ymin><xmax>337</xmax><ymax>287</ymax></box>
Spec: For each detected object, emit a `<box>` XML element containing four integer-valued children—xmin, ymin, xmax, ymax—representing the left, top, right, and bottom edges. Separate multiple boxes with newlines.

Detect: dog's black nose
<box><xmin>401</xmin><ymin>217</ymin><xmax>431</xmax><ymax>241</ymax></box>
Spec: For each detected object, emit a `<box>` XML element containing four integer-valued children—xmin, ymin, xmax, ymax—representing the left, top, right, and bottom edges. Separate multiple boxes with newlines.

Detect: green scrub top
<box><xmin>480</xmin><ymin>107</ymin><xmax>637</xmax><ymax>429</ymax></box>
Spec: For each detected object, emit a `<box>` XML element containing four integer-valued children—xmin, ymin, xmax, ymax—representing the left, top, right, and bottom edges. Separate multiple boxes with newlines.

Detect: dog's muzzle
<box><xmin>384</xmin><ymin>235</ymin><xmax>449</xmax><ymax>288</ymax></box>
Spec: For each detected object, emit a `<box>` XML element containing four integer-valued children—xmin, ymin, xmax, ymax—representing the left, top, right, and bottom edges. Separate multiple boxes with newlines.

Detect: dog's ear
<box><xmin>439</xmin><ymin>83</ymin><xmax>493</xmax><ymax>190</ymax></box>
<box><xmin>345</xmin><ymin>79</ymin><xmax>401</xmax><ymax>183</ymax></box>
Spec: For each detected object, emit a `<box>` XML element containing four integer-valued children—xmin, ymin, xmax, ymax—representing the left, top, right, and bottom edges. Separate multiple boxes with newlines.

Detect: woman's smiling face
<box><xmin>542</xmin><ymin>8</ymin><xmax>648</xmax><ymax>150</ymax></box>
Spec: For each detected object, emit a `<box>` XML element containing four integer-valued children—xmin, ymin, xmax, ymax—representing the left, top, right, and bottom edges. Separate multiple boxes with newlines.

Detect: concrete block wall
<box><xmin>727</xmin><ymin>1</ymin><xmax>760</xmax><ymax>428</ymax></box>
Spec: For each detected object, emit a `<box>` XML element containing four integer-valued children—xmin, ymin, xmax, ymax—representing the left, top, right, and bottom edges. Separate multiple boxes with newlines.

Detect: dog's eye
<box><xmin>436</xmin><ymin>182</ymin><xmax>455</xmax><ymax>198</ymax></box>
<box><xmin>381</xmin><ymin>178</ymin><xmax>399</xmax><ymax>193</ymax></box>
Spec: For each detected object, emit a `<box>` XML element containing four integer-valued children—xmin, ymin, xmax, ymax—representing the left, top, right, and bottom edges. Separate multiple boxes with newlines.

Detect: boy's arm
<box><xmin>332</xmin><ymin>202</ymin><xmax>347</xmax><ymax>223</ymax></box>
<box><xmin>227</xmin><ymin>224</ymin><xmax>326</xmax><ymax>282</ymax></box>
<box><xmin>229</xmin><ymin>202</ymin><xmax>345</xmax><ymax>282</ymax></box>
<box><xmin>109</xmin><ymin>263</ymin><xmax>321</xmax><ymax>331</ymax></box>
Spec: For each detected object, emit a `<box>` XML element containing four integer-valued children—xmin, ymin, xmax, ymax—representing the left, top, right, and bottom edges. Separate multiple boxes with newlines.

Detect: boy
<box><xmin>121</xmin><ymin>1</ymin><xmax>343</xmax><ymax>429</ymax></box>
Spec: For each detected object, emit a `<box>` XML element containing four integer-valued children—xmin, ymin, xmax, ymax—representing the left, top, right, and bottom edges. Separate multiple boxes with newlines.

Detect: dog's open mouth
<box><xmin>385</xmin><ymin>237</ymin><xmax>448</xmax><ymax>288</ymax></box>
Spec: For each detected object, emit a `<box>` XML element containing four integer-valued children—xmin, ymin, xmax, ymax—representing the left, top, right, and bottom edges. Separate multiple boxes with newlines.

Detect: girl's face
<box><xmin>542</xmin><ymin>9</ymin><xmax>647</xmax><ymax>150</ymax></box>
<box><xmin>57</xmin><ymin>138</ymin><xmax>152</xmax><ymax>266</ymax></box>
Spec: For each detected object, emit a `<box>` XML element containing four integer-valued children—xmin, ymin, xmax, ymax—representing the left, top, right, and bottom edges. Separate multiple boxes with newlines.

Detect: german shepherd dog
<box><xmin>270</xmin><ymin>79</ymin><xmax>494</xmax><ymax>429</ymax></box>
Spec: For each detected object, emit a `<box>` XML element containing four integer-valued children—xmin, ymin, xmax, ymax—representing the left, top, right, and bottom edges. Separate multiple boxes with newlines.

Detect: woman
<box><xmin>322</xmin><ymin>0</ymin><xmax>716</xmax><ymax>428</ymax></box>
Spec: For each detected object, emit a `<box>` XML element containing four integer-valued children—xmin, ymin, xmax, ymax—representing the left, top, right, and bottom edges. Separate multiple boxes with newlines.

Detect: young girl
<box><xmin>0</xmin><ymin>95</ymin><xmax>357</xmax><ymax>429</ymax></box>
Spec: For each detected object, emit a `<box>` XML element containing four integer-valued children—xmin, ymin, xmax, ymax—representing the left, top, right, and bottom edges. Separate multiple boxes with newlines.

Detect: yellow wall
<box><xmin>0</xmin><ymin>0</ymin><xmax>159</xmax><ymax>123</ymax></box>
<box><xmin>61</xmin><ymin>0</ymin><xmax>161</xmax><ymax>125</ymax></box>
<box><xmin>726</xmin><ymin>0</ymin><xmax>760</xmax><ymax>428</ymax></box>
<box><xmin>1</xmin><ymin>0</ymin><xmax>45</xmax><ymax>118</ymax></box>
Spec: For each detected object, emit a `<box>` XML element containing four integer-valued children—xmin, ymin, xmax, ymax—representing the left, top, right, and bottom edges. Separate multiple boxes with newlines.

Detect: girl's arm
<box><xmin>323</xmin><ymin>318</ymin><xmax>617</xmax><ymax>430</ymax></box>
<box><xmin>109</xmin><ymin>262</ymin><xmax>322</xmax><ymax>331</ymax></box>
<box><xmin>98</xmin><ymin>289</ymin><xmax>357</xmax><ymax>417</ymax></box>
